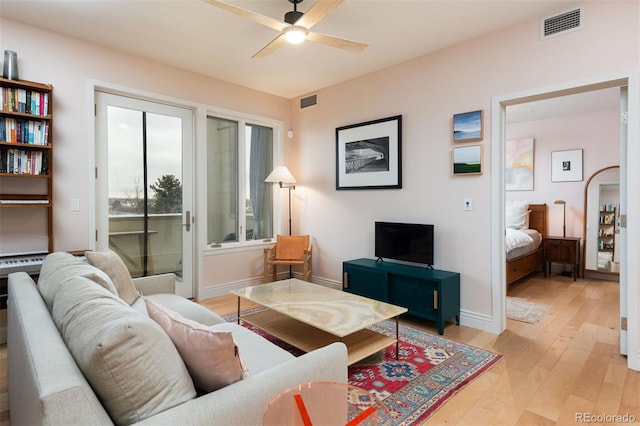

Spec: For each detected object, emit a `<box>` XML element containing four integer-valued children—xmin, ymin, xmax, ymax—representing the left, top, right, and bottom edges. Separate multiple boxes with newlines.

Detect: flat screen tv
<box><xmin>375</xmin><ymin>222</ymin><xmax>434</xmax><ymax>268</ymax></box>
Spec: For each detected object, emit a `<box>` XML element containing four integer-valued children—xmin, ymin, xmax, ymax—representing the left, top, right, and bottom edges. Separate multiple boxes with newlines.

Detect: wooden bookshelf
<box><xmin>0</xmin><ymin>77</ymin><xmax>53</xmax><ymax>254</ymax></box>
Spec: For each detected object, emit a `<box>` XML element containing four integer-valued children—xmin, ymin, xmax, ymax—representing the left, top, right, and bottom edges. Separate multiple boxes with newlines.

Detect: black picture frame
<box><xmin>335</xmin><ymin>115</ymin><xmax>402</xmax><ymax>190</ymax></box>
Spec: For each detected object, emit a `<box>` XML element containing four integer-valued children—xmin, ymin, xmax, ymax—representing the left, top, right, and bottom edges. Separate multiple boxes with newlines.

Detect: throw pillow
<box><xmin>52</xmin><ymin>276</ymin><xmax>196</xmax><ymax>425</ymax></box>
<box><xmin>38</xmin><ymin>252</ymin><xmax>118</xmax><ymax>311</ymax></box>
<box><xmin>506</xmin><ymin>200</ymin><xmax>530</xmax><ymax>230</ymax></box>
<box><xmin>145</xmin><ymin>298</ymin><xmax>248</xmax><ymax>392</ymax></box>
<box><xmin>85</xmin><ymin>249</ymin><xmax>141</xmax><ymax>305</ymax></box>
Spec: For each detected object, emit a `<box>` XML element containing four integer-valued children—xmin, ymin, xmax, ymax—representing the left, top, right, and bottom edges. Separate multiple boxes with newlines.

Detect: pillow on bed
<box><xmin>505</xmin><ymin>228</ymin><xmax>534</xmax><ymax>251</ymax></box>
<box><xmin>506</xmin><ymin>200</ymin><xmax>530</xmax><ymax>230</ymax></box>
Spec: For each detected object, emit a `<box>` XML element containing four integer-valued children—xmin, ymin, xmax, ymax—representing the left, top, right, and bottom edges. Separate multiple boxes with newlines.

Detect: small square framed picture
<box><xmin>453</xmin><ymin>110</ymin><xmax>483</xmax><ymax>142</ymax></box>
<box><xmin>551</xmin><ymin>149</ymin><xmax>583</xmax><ymax>182</ymax></box>
<box><xmin>452</xmin><ymin>145</ymin><xmax>483</xmax><ymax>175</ymax></box>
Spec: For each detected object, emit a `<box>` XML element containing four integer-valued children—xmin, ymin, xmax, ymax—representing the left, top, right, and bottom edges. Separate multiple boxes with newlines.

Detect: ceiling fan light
<box><xmin>284</xmin><ymin>26</ymin><xmax>307</xmax><ymax>44</ymax></box>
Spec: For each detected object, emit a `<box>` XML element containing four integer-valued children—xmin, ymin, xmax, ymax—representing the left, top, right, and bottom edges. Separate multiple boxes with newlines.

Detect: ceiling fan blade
<box><xmin>306</xmin><ymin>31</ymin><xmax>368</xmax><ymax>54</ymax></box>
<box><xmin>252</xmin><ymin>34</ymin><xmax>289</xmax><ymax>58</ymax></box>
<box><xmin>201</xmin><ymin>0</ymin><xmax>288</xmax><ymax>33</ymax></box>
<box><xmin>296</xmin><ymin>0</ymin><xmax>345</xmax><ymax>29</ymax></box>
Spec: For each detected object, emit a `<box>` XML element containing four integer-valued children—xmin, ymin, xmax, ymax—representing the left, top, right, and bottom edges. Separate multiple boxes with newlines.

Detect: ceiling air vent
<box><xmin>540</xmin><ymin>6</ymin><xmax>583</xmax><ymax>40</ymax></box>
<box><xmin>300</xmin><ymin>94</ymin><xmax>317</xmax><ymax>109</ymax></box>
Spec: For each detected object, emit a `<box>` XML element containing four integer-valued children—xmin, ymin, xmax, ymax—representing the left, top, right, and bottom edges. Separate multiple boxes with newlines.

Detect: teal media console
<box><xmin>342</xmin><ymin>258</ymin><xmax>460</xmax><ymax>335</ymax></box>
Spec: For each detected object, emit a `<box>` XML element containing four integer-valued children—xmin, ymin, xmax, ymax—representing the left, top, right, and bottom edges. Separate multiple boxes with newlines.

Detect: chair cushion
<box><xmin>145</xmin><ymin>299</ymin><xmax>248</xmax><ymax>392</ymax></box>
<box><xmin>275</xmin><ymin>235</ymin><xmax>309</xmax><ymax>260</ymax></box>
<box><xmin>85</xmin><ymin>249</ymin><xmax>141</xmax><ymax>305</ymax></box>
<box><xmin>38</xmin><ymin>252</ymin><xmax>118</xmax><ymax>311</ymax></box>
<box><xmin>52</xmin><ymin>276</ymin><xmax>196</xmax><ymax>425</ymax></box>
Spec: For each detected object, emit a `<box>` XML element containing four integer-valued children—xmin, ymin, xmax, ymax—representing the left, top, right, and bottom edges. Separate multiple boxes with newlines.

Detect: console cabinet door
<box><xmin>343</xmin><ymin>264</ymin><xmax>388</xmax><ymax>301</ymax></box>
<box><xmin>388</xmin><ymin>275</ymin><xmax>436</xmax><ymax>319</ymax></box>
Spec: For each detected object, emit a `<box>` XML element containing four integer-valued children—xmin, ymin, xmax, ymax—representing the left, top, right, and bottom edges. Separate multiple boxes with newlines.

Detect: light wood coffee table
<box><xmin>231</xmin><ymin>279</ymin><xmax>407</xmax><ymax>365</ymax></box>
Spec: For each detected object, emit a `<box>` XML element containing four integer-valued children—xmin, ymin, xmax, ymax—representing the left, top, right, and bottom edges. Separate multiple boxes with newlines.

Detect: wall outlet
<box><xmin>464</xmin><ymin>198</ymin><xmax>472</xmax><ymax>211</ymax></box>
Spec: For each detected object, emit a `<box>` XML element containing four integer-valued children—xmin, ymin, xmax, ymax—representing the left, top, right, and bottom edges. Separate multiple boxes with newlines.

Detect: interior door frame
<box><xmin>490</xmin><ymin>70</ymin><xmax>640</xmax><ymax>371</ymax></box>
<box><xmin>91</xmin><ymin>81</ymin><xmax>196</xmax><ymax>298</ymax></box>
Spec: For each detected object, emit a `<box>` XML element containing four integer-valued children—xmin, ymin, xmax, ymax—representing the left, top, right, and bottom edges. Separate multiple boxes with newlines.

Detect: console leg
<box><xmin>395</xmin><ymin>317</ymin><xmax>400</xmax><ymax>360</ymax></box>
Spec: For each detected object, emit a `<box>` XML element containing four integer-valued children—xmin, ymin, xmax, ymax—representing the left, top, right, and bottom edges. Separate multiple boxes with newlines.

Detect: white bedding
<box><xmin>506</xmin><ymin>228</ymin><xmax>542</xmax><ymax>261</ymax></box>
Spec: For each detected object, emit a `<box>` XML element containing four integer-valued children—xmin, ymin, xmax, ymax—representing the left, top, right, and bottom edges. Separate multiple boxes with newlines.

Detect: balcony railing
<box><xmin>108</xmin><ymin>214</ymin><xmax>182</xmax><ymax>278</ymax></box>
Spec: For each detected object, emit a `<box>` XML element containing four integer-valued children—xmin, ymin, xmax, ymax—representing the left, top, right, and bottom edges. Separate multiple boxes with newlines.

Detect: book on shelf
<box><xmin>1</xmin><ymin>87</ymin><xmax>49</xmax><ymax>116</ymax></box>
<box><xmin>0</xmin><ymin>117</ymin><xmax>49</xmax><ymax>145</ymax></box>
<box><xmin>0</xmin><ymin>147</ymin><xmax>48</xmax><ymax>175</ymax></box>
<box><xmin>0</xmin><ymin>199</ymin><xmax>49</xmax><ymax>205</ymax></box>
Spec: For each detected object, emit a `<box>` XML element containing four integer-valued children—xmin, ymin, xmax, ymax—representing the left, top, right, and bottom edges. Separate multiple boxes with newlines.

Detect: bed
<box><xmin>506</xmin><ymin>203</ymin><xmax>547</xmax><ymax>286</ymax></box>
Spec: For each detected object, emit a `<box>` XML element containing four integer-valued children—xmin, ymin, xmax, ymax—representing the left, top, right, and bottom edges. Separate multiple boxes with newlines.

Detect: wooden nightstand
<box><xmin>544</xmin><ymin>236</ymin><xmax>581</xmax><ymax>281</ymax></box>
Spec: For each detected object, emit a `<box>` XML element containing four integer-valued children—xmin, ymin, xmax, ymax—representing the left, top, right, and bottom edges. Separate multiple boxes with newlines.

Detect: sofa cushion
<box><xmin>145</xmin><ymin>298</ymin><xmax>248</xmax><ymax>392</ymax></box>
<box><xmin>52</xmin><ymin>276</ymin><xmax>196</xmax><ymax>425</ymax></box>
<box><xmin>211</xmin><ymin>322</ymin><xmax>295</xmax><ymax>375</ymax></box>
<box><xmin>85</xmin><ymin>249</ymin><xmax>141</xmax><ymax>305</ymax></box>
<box><xmin>145</xmin><ymin>293</ymin><xmax>225</xmax><ymax>326</ymax></box>
<box><xmin>38</xmin><ymin>252</ymin><xmax>118</xmax><ymax>311</ymax></box>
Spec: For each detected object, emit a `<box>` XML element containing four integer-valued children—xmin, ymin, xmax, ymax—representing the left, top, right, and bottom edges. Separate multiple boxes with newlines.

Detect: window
<box><xmin>206</xmin><ymin>115</ymin><xmax>276</xmax><ymax>246</ymax></box>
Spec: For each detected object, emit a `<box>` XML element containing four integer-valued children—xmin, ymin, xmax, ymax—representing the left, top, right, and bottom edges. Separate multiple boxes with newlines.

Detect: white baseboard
<box><xmin>196</xmin><ymin>273</ymin><xmax>342</xmax><ymax>301</ymax></box>
<box><xmin>459</xmin><ymin>309</ymin><xmax>499</xmax><ymax>334</ymax></box>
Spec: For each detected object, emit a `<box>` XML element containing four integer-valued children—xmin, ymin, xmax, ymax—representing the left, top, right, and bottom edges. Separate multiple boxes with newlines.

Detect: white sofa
<box><xmin>8</xmin><ymin>252</ymin><xmax>348</xmax><ymax>425</ymax></box>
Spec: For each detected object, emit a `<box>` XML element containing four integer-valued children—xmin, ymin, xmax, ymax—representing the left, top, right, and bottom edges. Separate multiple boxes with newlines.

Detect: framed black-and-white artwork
<box><xmin>552</xmin><ymin>149</ymin><xmax>583</xmax><ymax>182</ymax></box>
<box><xmin>336</xmin><ymin>115</ymin><xmax>402</xmax><ymax>190</ymax></box>
<box><xmin>453</xmin><ymin>110</ymin><xmax>483</xmax><ymax>142</ymax></box>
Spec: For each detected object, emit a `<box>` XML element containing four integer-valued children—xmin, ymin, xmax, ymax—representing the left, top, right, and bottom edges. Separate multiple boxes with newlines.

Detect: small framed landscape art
<box><xmin>552</xmin><ymin>149</ymin><xmax>583</xmax><ymax>182</ymax></box>
<box><xmin>452</xmin><ymin>145</ymin><xmax>483</xmax><ymax>175</ymax></box>
<box><xmin>336</xmin><ymin>115</ymin><xmax>402</xmax><ymax>190</ymax></box>
<box><xmin>453</xmin><ymin>110</ymin><xmax>483</xmax><ymax>142</ymax></box>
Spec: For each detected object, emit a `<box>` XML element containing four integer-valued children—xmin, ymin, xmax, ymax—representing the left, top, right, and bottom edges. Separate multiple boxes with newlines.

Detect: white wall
<box><xmin>506</xmin><ymin>109</ymin><xmax>620</xmax><ymax>240</ymax></box>
<box><xmin>1</xmin><ymin>18</ymin><xmax>295</xmax><ymax>296</ymax></box>
<box><xmin>1</xmin><ymin>2</ymin><xmax>638</xmax><ymax>324</ymax></box>
<box><xmin>291</xmin><ymin>1</ymin><xmax>639</xmax><ymax>322</ymax></box>
<box><xmin>0</xmin><ymin>18</ymin><xmax>291</xmax><ymax>255</ymax></box>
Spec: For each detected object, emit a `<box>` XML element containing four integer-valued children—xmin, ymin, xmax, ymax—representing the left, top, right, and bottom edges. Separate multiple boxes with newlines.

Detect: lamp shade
<box><xmin>265</xmin><ymin>166</ymin><xmax>296</xmax><ymax>185</ymax></box>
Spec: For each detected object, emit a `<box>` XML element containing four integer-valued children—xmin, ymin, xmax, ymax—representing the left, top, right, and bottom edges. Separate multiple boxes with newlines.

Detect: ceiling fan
<box><xmin>201</xmin><ymin>0</ymin><xmax>368</xmax><ymax>58</ymax></box>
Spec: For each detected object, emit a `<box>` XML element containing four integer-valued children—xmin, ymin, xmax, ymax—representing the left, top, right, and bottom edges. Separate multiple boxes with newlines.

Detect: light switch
<box><xmin>70</xmin><ymin>198</ymin><xmax>80</xmax><ymax>211</ymax></box>
<box><xmin>464</xmin><ymin>198</ymin><xmax>472</xmax><ymax>211</ymax></box>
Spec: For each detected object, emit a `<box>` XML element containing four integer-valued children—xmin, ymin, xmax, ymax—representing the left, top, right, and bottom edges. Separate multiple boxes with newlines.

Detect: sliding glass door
<box><xmin>95</xmin><ymin>92</ymin><xmax>194</xmax><ymax>298</ymax></box>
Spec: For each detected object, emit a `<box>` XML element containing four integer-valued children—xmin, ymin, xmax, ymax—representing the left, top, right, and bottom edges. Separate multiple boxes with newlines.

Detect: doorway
<box><xmin>491</xmin><ymin>72</ymin><xmax>640</xmax><ymax>371</ymax></box>
<box><xmin>95</xmin><ymin>91</ymin><xmax>195</xmax><ymax>298</ymax></box>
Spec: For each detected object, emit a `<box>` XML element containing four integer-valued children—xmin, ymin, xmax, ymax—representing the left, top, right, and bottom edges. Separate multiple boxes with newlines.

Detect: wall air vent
<box><xmin>300</xmin><ymin>94</ymin><xmax>317</xmax><ymax>109</ymax></box>
<box><xmin>541</xmin><ymin>6</ymin><xmax>583</xmax><ymax>40</ymax></box>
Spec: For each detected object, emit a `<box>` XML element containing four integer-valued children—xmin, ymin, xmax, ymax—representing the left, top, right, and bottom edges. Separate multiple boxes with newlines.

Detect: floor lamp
<box><xmin>265</xmin><ymin>166</ymin><xmax>297</xmax><ymax>235</ymax></box>
<box><xmin>265</xmin><ymin>166</ymin><xmax>297</xmax><ymax>278</ymax></box>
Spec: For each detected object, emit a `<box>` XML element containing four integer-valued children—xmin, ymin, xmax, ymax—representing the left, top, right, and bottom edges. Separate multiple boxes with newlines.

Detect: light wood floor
<box><xmin>1</xmin><ymin>272</ymin><xmax>638</xmax><ymax>425</ymax></box>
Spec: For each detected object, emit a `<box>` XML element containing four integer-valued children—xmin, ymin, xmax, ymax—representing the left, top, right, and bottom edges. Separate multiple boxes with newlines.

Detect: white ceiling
<box><xmin>1</xmin><ymin>0</ymin><xmax>585</xmax><ymax>99</ymax></box>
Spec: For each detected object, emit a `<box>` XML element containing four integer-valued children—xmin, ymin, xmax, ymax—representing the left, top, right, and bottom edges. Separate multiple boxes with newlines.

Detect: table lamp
<box><xmin>554</xmin><ymin>200</ymin><xmax>566</xmax><ymax>237</ymax></box>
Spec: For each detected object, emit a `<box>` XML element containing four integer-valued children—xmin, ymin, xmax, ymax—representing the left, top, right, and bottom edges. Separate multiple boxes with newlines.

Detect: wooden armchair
<box><xmin>263</xmin><ymin>235</ymin><xmax>312</xmax><ymax>283</ymax></box>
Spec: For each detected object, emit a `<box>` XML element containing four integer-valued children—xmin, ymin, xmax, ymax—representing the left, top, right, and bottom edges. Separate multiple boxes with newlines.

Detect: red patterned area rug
<box><xmin>225</xmin><ymin>310</ymin><xmax>502</xmax><ymax>425</ymax></box>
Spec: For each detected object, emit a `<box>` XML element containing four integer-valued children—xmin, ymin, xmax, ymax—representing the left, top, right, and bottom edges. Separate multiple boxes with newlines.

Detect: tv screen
<box><xmin>375</xmin><ymin>222</ymin><xmax>434</xmax><ymax>267</ymax></box>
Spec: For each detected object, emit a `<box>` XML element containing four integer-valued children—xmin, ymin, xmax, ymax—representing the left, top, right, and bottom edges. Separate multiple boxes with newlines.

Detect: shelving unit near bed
<box><xmin>506</xmin><ymin>203</ymin><xmax>547</xmax><ymax>286</ymax></box>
